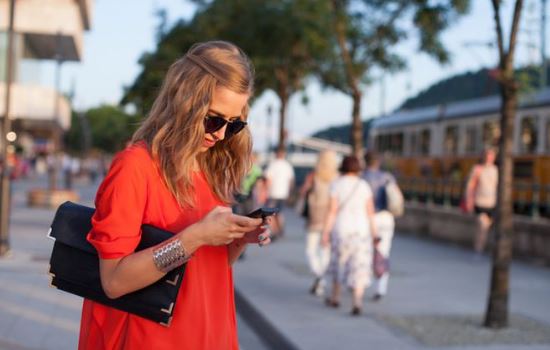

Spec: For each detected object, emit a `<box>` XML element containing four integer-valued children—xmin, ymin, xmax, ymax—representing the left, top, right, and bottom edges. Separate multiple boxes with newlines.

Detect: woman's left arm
<box><xmin>227</xmin><ymin>217</ymin><xmax>272</xmax><ymax>265</ymax></box>
<box><xmin>227</xmin><ymin>240</ymin><xmax>248</xmax><ymax>265</ymax></box>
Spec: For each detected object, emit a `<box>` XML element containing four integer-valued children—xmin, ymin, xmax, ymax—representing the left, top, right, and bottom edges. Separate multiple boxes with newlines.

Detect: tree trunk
<box><xmin>277</xmin><ymin>91</ymin><xmax>288</xmax><ymax>153</ymax></box>
<box><xmin>275</xmin><ymin>67</ymin><xmax>290</xmax><ymax>153</ymax></box>
<box><xmin>351</xmin><ymin>90</ymin><xmax>363</xmax><ymax>159</ymax></box>
<box><xmin>484</xmin><ymin>83</ymin><xmax>516</xmax><ymax>329</ymax></box>
<box><xmin>485</xmin><ymin>0</ymin><xmax>523</xmax><ymax>329</ymax></box>
<box><xmin>331</xmin><ymin>0</ymin><xmax>364</xmax><ymax>158</ymax></box>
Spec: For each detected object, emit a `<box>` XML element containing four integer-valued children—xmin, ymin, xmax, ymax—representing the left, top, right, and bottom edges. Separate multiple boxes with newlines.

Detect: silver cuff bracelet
<box><xmin>152</xmin><ymin>238</ymin><xmax>191</xmax><ymax>273</ymax></box>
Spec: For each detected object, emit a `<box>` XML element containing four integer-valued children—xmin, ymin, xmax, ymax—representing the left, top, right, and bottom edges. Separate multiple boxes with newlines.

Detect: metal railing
<box><xmin>398</xmin><ymin>177</ymin><xmax>550</xmax><ymax>219</ymax></box>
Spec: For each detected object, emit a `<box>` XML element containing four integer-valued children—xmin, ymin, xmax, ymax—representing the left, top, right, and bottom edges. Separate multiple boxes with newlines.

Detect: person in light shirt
<box><xmin>265</xmin><ymin>149</ymin><xmax>295</xmax><ymax>237</ymax></box>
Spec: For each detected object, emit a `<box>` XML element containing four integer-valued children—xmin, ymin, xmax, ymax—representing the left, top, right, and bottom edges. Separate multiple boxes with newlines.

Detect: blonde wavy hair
<box><xmin>131</xmin><ymin>41</ymin><xmax>255</xmax><ymax>207</ymax></box>
<box><xmin>314</xmin><ymin>150</ymin><xmax>339</xmax><ymax>183</ymax></box>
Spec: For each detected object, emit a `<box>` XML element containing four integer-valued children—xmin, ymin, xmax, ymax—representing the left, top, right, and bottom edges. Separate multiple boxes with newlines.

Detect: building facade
<box><xmin>0</xmin><ymin>0</ymin><xmax>92</xmax><ymax>157</ymax></box>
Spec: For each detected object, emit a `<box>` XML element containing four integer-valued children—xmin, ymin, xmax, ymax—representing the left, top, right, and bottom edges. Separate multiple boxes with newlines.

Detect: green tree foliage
<box><xmin>65</xmin><ymin>105</ymin><xmax>140</xmax><ymax>154</ymax></box>
<box><xmin>122</xmin><ymin>0</ymin><xmax>333</xmax><ymax>152</ymax></box>
<box><xmin>64</xmin><ymin>111</ymin><xmax>86</xmax><ymax>154</ymax></box>
<box><xmin>223</xmin><ymin>0</ymin><xmax>333</xmax><ymax>151</ymax></box>
<box><xmin>321</xmin><ymin>0</ymin><xmax>471</xmax><ymax>158</ymax></box>
<box><xmin>121</xmin><ymin>20</ymin><xmax>202</xmax><ymax>115</ymax></box>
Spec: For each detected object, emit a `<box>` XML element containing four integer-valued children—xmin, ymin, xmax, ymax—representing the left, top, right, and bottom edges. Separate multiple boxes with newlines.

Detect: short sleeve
<box><xmin>264</xmin><ymin>163</ymin><xmax>274</xmax><ymax>180</ymax></box>
<box><xmin>86</xmin><ymin>147</ymin><xmax>148</xmax><ymax>259</ymax></box>
<box><xmin>287</xmin><ymin>163</ymin><xmax>295</xmax><ymax>180</ymax></box>
<box><xmin>360</xmin><ymin>180</ymin><xmax>373</xmax><ymax>200</ymax></box>
<box><xmin>385</xmin><ymin>172</ymin><xmax>397</xmax><ymax>184</ymax></box>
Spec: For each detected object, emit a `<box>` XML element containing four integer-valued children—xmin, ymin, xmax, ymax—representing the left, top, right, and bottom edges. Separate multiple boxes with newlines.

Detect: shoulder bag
<box><xmin>47</xmin><ymin>201</ymin><xmax>185</xmax><ymax>326</ymax></box>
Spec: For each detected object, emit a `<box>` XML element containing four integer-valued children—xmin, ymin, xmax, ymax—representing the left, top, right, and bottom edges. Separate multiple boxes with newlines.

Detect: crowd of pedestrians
<box><xmin>239</xmin><ymin>149</ymin><xmax>401</xmax><ymax>317</ymax></box>
<box><xmin>296</xmin><ymin>152</ymin><xmax>399</xmax><ymax>316</ymax></box>
<box><xmin>236</xmin><ymin>145</ymin><xmax>498</xmax><ymax>318</ymax></box>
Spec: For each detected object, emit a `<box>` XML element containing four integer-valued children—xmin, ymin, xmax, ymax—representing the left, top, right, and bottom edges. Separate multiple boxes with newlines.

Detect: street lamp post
<box><xmin>266</xmin><ymin>104</ymin><xmax>272</xmax><ymax>155</ymax></box>
<box><xmin>0</xmin><ymin>0</ymin><xmax>16</xmax><ymax>256</ymax></box>
<box><xmin>541</xmin><ymin>0</ymin><xmax>547</xmax><ymax>89</ymax></box>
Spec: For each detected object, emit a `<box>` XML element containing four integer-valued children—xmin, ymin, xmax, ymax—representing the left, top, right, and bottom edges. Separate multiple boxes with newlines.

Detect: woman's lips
<box><xmin>203</xmin><ymin>138</ymin><xmax>216</xmax><ymax>147</ymax></box>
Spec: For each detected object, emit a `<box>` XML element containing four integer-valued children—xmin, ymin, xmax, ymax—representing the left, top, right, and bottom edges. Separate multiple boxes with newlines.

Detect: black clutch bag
<box><xmin>47</xmin><ymin>201</ymin><xmax>185</xmax><ymax>326</ymax></box>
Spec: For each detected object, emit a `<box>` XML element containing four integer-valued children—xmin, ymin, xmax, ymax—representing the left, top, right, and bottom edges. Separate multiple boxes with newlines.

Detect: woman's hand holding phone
<box><xmin>196</xmin><ymin>206</ymin><xmax>263</xmax><ymax>246</ymax></box>
<box><xmin>239</xmin><ymin>207</ymin><xmax>279</xmax><ymax>246</ymax></box>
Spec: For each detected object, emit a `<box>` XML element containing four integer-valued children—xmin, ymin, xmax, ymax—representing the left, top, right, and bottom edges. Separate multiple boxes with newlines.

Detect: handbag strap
<box><xmin>338</xmin><ymin>179</ymin><xmax>361</xmax><ymax>213</ymax></box>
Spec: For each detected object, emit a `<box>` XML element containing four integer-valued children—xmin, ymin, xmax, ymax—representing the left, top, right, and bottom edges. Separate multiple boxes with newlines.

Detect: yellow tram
<box><xmin>369</xmin><ymin>89</ymin><xmax>550</xmax><ymax>217</ymax></box>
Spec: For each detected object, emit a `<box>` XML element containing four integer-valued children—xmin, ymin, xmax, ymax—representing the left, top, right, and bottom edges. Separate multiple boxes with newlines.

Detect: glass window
<box><xmin>391</xmin><ymin>133</ymin><xmax>404</xmax><ymax>155</ymax></box>
<box><xmin>546</xmin><ymin>121</ymin><xmax>550</xmax><ymax>152</ymax></box>
<box><xmin>420</xmin><ymin>129</ymin><xmax>431</xmax><ymax>155</ymax></box>
<box><xmin>519</xmin><ymin>116</ymin><xmax>538</xmax><ymax>153</ymax></box>
<box><xmin>377</xmin><ymin>134</ymin><xmax>391</xmax><ymax>152</ymax></box>
<box><xmin>465</xmin><ymin>126</ymin><xmax>478</xmax><ymax>154</ymax></box>
<box><xmin>409</xmin><ymin>131</ymin><xmax>418</xmax><ymax>155</ymax></box>
<box><xmin>483</xmin><ymin>121</ymin><xmax>500</xmax><ymax>149</ymax></box>
<box><xmin>444</xmin><ymin>126</ymin><xmax>459</xmax><ymax>155</ymax></box>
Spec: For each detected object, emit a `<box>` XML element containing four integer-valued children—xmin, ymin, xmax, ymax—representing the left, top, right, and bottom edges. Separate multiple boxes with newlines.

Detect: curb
<box><xmin>235</xmin><ymin>288</ymin><xmax>301</xmax><ymax>350</ymax></box>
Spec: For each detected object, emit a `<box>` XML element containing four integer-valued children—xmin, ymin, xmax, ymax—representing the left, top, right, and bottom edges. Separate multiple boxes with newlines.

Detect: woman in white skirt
<box><xmin>321</xmin><ymin>155</ymin><xmax>378</xmax><ymax>316</ymax></box>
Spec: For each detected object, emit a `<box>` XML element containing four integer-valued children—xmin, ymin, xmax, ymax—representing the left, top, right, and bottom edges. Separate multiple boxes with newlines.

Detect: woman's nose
<box><xmin>212</xmin><ymin>124</ymin><xmax>227</xmax><ymax>140</ymax></box>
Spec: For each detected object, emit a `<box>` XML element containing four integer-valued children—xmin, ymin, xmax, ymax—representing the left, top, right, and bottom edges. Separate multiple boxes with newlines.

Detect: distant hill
<box><xmin>313</xmin><ymin>64</ymin><xmax>546</xmax><ymax>144</ymax></box>
<box><xmin>399</xmin><ymin>68</ymin><xmax>499</xmax><ymax>110</ymax></box>
<box><xmin>312</xmin><ymin>120</ymin><xmax>372</xmax><ymax>145</ymax></box>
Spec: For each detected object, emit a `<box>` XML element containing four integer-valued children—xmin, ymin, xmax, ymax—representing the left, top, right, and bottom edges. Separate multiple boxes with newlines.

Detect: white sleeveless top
<box><xmin>330</xmin><ymin>175</ymin><xmax>373</xmax><ymax>235</ymax></box>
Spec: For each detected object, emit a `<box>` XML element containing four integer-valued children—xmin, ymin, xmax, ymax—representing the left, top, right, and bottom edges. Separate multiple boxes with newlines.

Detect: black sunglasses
<box><xmin>204</xmin><ymin>115</ymin><xmax>247</xmax><ymax>138</ymax></box>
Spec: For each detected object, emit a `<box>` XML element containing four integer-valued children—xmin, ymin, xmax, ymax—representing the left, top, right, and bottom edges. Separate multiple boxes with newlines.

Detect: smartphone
<box><xmin>246</xmin><ymin>207</ymin><xmax>279</xmax><ymax>219</ymax></box>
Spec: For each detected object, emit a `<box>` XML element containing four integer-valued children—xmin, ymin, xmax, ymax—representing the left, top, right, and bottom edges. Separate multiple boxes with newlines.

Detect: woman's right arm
<box><xmin>99</xmin><ymin>207</ymin><xmax>262</xmax><ymax>299</ymax></box>
<box><xmin>321</xmin><ymin>196</ymin><xmax>338</xmax><ymax>247</ymax></box>
<box><xmin>299</xmin><ymin>172</ymin><xmax>314</xmax><ymax>197</ymax></box>
<box><xmin>465</xmin><ymin>166</ymin><xmax>480</xmax><ymax>213</ymax></box>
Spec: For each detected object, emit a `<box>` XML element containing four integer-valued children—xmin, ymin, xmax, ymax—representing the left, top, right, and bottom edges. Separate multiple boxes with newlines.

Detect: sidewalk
<box><xmin>0</xmin><ymin>176</ymin><xmax>548</xmax><ymax>349</ymax></box>
<box><xmin>0</xmin><ymin>177</ymin><xmax>91</xmax><ymax>350</ymax></box>
<box><xmin>233</xmin><ymin>208</ymin><xmax>550</xmax><ymax>350</ymax></box>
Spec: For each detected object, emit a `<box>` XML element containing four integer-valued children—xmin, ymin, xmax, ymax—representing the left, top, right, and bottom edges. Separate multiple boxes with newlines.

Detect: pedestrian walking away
<box><xmin>265</xmin><ymin>149</ymin><xmax>295</xmax><ymax>238</ymax></box>
<box><xmin>321</xmin><ymin>155</ymin><xmax>379</xmax><ymax>316</ymax></box>
<box><xmin>298</xmin><ymin>150</ymin><xmax>339</xmax><ymax>297</ymax></box>
<box><xmin>77</xmin><ymin>41</ymin><xmax>273</xmax><ymax>350</ymax></box>
<box><xmin>362</xmin><ymin>151</ymin><xmax>398</xmax><ymax>301</ymax></box>
<box><xmin>464</xmin><ymin>148</ymin><xmax>498</xmax><ymax>255</ymax></box>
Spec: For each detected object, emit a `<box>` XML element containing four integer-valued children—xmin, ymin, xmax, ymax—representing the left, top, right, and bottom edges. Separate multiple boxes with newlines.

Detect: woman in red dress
<box><xmin>78</xmin><ymin>41</ymin><xmax>271</xmax><ymax>349</ymax></box>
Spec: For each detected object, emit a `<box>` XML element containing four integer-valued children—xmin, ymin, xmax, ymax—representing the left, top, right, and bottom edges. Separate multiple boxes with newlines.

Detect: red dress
<box><xmin>79</xmin><ymin>143</ymin><xmax>238</xmax><ymax>350</ymax></box>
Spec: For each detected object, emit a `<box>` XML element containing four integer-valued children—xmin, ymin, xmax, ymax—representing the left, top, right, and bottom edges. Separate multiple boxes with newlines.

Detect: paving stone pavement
<box><xmin>0</xmin><ymin>176</ymin><xmax>549</xmax><ymax>350</ymax></box>
<box><xmin>233</xmin><ymin>207</ymin><xmax>550</xmax><ymax>350</ymax></box>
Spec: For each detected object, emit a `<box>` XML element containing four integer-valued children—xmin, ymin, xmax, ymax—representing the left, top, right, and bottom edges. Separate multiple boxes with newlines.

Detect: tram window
<box><xmin>377</xmin><ymin>134</ymin><xmax>391</xmax><ymax>152</ymax></box>
<box><xmin>420</xmin><ymin>129</ymin><xmax>430</xmax><ymax>155</ymax></box>
<box><xmin>513</xmin><ymin>160</ymin><xmax>534</xmax><ymax>178</ymax></box>
<box><xmin>520</xmin><ymin>116</ymin><xmax>538</xmax><ymax>153</ymax></box>
<box><xmin>409</xmin><ymin>132</ymin><xmax>418</xmax><ymax>155</ymax></box>
<box><xmin>482</xmin><ymin>121</ymin><xmax>500</xmax><ymax>148</ymax></box>
<box><xmin>465</xmin><ymin>126</ymin><xmax>478</xmax><ymax>154</ymax></box>
<box><xmin>546</xmin><ymin>121</ymin><xmax>550</xmax><ymax>152</ymax></box>
<box><xmin>444</xmin><ymin>126</ymin><xmax>459</xmax><ymax>155</ymax></box>
<box><xmin>391</xmin><ymin>133</ymin><xmax>404</xmax><ymax>154</ymax></box>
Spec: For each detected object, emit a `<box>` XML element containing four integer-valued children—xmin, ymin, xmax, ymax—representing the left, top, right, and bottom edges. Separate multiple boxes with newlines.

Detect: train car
<box><xmin>369</xmin><ymin>89</ymin><xmax>550</xmax><ymax>217</ymax></box>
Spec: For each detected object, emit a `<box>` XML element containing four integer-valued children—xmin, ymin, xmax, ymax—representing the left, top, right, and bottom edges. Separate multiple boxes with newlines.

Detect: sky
<box><xmin>40</xmin><ymin>0</ymin><xmax>547</xmax><ymax>151</ymax></box>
